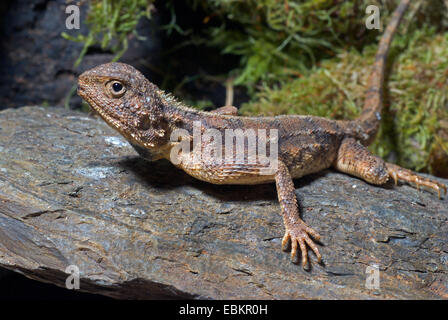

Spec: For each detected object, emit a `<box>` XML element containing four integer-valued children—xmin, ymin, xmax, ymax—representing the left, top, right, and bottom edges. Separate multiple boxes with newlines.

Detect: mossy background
<box><xmin>68</xmin><ymin>0</ymin><xmax>448</xmax><ymax>177</ymax></box>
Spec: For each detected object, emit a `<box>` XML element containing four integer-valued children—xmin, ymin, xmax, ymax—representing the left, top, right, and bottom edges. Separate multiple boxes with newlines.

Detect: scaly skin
<box><xmin>77</xmin><ymin>0</ymin><xmax>446</xmax><ymax>269</ymax></box>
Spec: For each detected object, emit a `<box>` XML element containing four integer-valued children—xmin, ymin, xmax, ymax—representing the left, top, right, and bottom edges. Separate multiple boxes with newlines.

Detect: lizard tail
<box><xmin>356</xmin><ymin>0</ymin><xmax>410</xmax><ymax>145</ymax></box>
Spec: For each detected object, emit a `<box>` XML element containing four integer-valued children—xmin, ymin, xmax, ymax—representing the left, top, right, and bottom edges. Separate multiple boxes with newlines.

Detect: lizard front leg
<box><xmin>334</xmin><ymin>138</ymin><xmax>447</xmax><ymax>198</ymax></box>
<box><xmin>175</xmin><ymin>145</ymin><xmax>322</xmax><ymax>267</ymax></box>
<box><xmin>275</xmin><ymin>160</ymin><xmax>322</xmax><ymax>268</ymax></box>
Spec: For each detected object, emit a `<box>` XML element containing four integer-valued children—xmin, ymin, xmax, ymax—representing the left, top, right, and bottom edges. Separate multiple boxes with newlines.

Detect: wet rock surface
<box><xmin>0</xmin><ymin>106</ymin><xmax>447</xmax><ymax>299</ymax></box>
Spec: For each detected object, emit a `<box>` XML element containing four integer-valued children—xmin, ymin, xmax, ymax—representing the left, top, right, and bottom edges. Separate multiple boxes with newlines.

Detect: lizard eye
<box><xmin>107</xmin><ymin>80</ymin><xmax>126</xmax><ymax>98</ymax></box>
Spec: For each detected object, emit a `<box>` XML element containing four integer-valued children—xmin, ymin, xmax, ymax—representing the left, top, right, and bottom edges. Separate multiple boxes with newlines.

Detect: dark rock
<box><xmin>0</xmin><ymin>106</ymin><xmax>447</xmax><ymax>299</ymax></box>
<box><xmin>0</xmin><ymin>0</ymin><xmax>160</xmax><ymax>110</ymax></box>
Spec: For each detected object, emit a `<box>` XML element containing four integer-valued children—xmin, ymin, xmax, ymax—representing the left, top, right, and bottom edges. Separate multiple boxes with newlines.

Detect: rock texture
<box><xmin>0</xmin><ymin>106</ymin><xmax>447</xmax><ymax>299</ymax></box>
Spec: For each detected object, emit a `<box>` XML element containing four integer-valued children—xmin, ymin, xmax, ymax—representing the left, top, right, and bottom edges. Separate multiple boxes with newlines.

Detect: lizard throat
<box><xmin>79</xmin><ymin>89</ymin><xmax>156</xmax><ymax>149</ymax></box>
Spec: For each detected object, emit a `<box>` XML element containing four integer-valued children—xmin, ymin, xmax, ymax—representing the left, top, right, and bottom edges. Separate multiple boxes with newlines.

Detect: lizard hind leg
<box><xmin>334</xmin><ymin>137</ymin><xmax>389</xmax><ymax>185</ymax></box>
<box><xmin>334</xmin><ymin>138</ymin><xmax>447</xmax><ymax>198</ymax></box>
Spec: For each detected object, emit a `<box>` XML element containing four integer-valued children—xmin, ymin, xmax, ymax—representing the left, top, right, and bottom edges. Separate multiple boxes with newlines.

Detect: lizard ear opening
<box><xmin>106</xmin><ymin>80</ymin><xmax>126</xmax><ymax>98</ymax></box>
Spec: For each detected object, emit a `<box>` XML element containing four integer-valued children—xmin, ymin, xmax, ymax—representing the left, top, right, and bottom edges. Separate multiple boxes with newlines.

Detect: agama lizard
<box><xmin>77</xmin><ymin>0</ymin><xmax>446</xmax><ymax>268</ymax></box>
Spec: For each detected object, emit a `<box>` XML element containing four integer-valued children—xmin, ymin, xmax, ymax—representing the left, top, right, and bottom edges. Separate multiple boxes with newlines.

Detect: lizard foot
<box><xmin>387</xmin><ymin>163</ymin><xmax>447</xmax><ymax>199</ymax></box>
<box><xmin>282</xmin><ymin>222</ymin><xmax>322</xmax><ymax>269</ymax></box>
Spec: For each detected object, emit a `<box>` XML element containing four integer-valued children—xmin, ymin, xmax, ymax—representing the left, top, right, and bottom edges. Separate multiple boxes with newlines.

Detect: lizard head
<box><xmin>77</xmin><ymin>62</ymin><xmax>171</xmax><ymax>159</ymax></box>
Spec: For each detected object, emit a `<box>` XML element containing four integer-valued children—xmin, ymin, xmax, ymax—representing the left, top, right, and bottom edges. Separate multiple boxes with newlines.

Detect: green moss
<box><xmin>62</xmin><ymin>0</ymin><xmax>154</xmax><ymax>66</ymax></box>
<box><xmin>240</xmin><ymin>26</ymin><xmax>448</xmax><ymax>175</ymax></box>
<box><xmin>193</xmin><ymin>0</ymin><xmax>385</xmax><ymax>92</ymax></box>
<box><xmin>190</xmin><ymin>0</ymin><xmax>447</xmax><ymax>91</ymax></box>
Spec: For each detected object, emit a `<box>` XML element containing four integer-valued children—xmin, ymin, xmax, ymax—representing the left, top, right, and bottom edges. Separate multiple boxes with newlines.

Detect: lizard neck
<box><xmin>158</xmin><ymin>90</ymin><xmax>233</xmax><ymax>134</ymax></box>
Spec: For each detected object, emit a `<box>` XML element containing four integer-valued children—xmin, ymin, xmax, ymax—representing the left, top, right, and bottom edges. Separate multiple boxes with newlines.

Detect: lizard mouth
<box><xmin>77</xmin><ymin>83</ymin><xmax>137</xmax><ymax>144</ymax></box>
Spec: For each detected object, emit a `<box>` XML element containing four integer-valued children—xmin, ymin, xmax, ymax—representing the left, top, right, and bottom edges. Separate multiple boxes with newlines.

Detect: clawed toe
<box><xmin>282</xmin><ymin>223</ymin><xmax>322</xmax><ymax>269</ymax></box>
<box><xmin>387</xmin><ymin>163</ymin><xmax>447</xmax><ymax>199</ymax></box>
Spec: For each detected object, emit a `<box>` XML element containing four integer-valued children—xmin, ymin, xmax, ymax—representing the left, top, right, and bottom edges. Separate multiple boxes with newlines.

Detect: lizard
<box><xmin>77</xmin><ymin>0</ymin><xmax>446</xmax><ymax>269</ymax></box>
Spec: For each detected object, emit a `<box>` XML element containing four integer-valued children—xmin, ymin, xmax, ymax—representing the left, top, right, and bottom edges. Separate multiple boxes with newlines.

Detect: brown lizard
<box><xmin>77</xmin><ymin>0</ymin><xmax>446</xmax><ymax>269</ymax></box>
